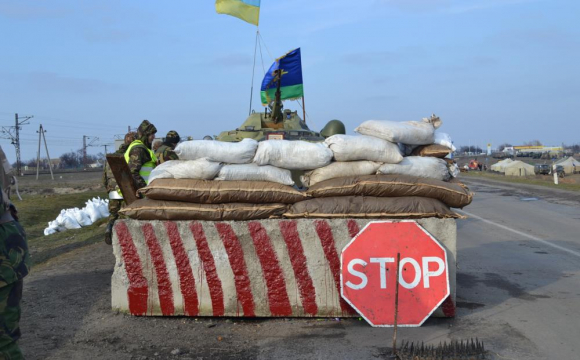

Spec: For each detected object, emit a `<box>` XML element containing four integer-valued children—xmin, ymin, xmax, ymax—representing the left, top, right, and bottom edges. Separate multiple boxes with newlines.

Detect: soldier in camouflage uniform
<box><xmin>0</xmin><ymin>169</ymin><xmax>30</xmax><ymax>359</ymax></box>
<box><xmin>103</xmin><ymin>132</ymin><xmax>136</xmax><ymax>245</ymax></box>
<box><xmin>125</xmin><ymin>120</ymin><xmax>158</xmax><ymax>190</ymax></box>
<box><xmin>155</xmin><ymin>130</ymin><xmax>180</xmax><ymax>164</ymax></box>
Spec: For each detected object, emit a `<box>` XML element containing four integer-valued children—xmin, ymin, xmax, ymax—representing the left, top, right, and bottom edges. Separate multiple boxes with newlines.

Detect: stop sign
<box><xmin>341</xmin><ymin>221</ymin><xmax>449</xmax><ymax>327</ymax></box>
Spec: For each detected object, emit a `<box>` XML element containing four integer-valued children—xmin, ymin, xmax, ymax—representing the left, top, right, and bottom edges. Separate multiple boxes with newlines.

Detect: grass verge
<box><xmin>460</xmin><ymin>171</ymin><xmax>580</xmax><ymax>192</ymax></box>
<box><xmin>15</xmin><ymin>190</ymin><xmax>108</xmax><ymax>266</ymax></box>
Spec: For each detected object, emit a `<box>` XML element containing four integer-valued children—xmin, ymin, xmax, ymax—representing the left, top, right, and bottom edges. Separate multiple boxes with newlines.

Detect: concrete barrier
<box><xmin>112</xmin><ymin>218</ymin><xmax>456</xmax><ymax>318</ymax></box>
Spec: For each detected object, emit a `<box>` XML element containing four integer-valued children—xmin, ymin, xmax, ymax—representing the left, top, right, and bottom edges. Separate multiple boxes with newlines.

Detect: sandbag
<box><xmin>71</xmin><ymin>207</ymin><xmax>93</xmax><ymax>227</ymax></box>
<box><xmin>174</xmin><ymin>138</ymin><xmax>258</xmax><ymax>164</ymax></box>
<box><xmin>119</xmin><ymin>198</ymin><xmax>287</xmax><ymax>221</ymax></box>
<box><xmin>215</xmin><ymin>164</ymin><xmax>294</xmax><ymax>186</ymax></box>
<box><xmin>434</xmin><ymin>132</ymin><xmax>456</xmax><ymax>152</ymax></box>
<box><xmin>56</xmin><ymin>209</ymin><xmax>82</xmax><ymax>229</ymax></box>
<box><xmin>139</xmin><ymin>179</ymin><xmax>309</xmax><ymax>204</ymax></box>
<box><xmin>355</xmin><ymin>115</ymin><xmax>442</xmax><ymax>145</ymax></box>
<box><xmin>253</xmin><ymin>140</ymin><xmax>333</xmax><ymax>170</ymax></box>
<box><xmin>410</xmin><ymin>144</ymin><xmax>452</xmax><ymax>158</ymax></box>
<box><xmin>324</xmin><ymin>135</ymin><xmax>403</xmax><ymax>163</ymax></box>
<box><xmin>306</xmin><ymin>174</ymin><xmax>473</xmax><ymax>208</ymax></box>
<box><xmin>84</xmin><ymin>201</ymin><xmax>101</xmax><ymax>223</ymax></box>
<box><xmin>148</xmin><ymin>159</ymin><xmax>222</xmax><ymax>183</ymax></box>
<box><xmin>285</xmin><ymin>196</ymin><xmax>463</xmax><ymax>219</ymax></box>
<box><xmin>302</xmin><ymin>161</ymin><xmax>382</xmax><ymax>187</ymax></box>
<box><xmin>377</xmin><ymin>156</ymin><xmax>451</xmax><ymax>181</ymax></box>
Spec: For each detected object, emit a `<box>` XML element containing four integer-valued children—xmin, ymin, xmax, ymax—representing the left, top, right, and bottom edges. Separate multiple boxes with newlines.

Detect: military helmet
<box><xmin>165</xmin><ymin>130</ymin><xmax>181</xmax><ymax>144</ymax></box>
<box><xmin>320</xmin><ymin>120</ymin><xmax>346</xmax><ymax>138</ymax></box>
<box><xmin>137</xmin><ymin>120</ymin><xmax>157</xmax><ymax>137</ymax></box>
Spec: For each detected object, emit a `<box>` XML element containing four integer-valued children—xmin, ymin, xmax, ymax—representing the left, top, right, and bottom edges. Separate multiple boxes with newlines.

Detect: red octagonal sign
<box><xmin>341</xmin><ymin>221</ymin><xmax>449</xmax><ymax>327</ymax></box>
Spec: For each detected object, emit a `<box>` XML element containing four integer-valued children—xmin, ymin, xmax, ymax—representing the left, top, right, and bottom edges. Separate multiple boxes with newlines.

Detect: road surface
<box><xmin>19</xmin><ymin>177</ymin><xmax>580</xmax><ymax>359</ymax></box>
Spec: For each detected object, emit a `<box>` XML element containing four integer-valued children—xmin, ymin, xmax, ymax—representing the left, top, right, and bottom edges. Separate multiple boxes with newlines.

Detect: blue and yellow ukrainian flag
<box><xmin>261</xmin><ymin>48</ymin><xmax>304</xmax><ymax>105</ymax></box>
<box><xmin>216</xmin><ymin>0</ymin><xmax>261</xmax><ymax>26</ymax></box>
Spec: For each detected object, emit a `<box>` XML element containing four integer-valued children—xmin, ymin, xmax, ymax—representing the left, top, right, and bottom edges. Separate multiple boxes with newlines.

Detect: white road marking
<box><xmin>458</xmin><ymin>209</ymin><xmax>580</xmax><ymax>258</ymax></box>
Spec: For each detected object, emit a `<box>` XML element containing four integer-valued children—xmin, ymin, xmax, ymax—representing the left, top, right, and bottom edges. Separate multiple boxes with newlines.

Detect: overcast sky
<box><xmin>1</xmin><ymin>0</ymin><xmax>578</xmax><ymax>162</ymax></box>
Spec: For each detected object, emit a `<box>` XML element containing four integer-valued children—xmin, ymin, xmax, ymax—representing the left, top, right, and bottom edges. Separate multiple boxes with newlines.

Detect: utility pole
<box><xmin>35</xmin><ymin>124</ymin><xmax>54</xmax><ymax>180</ymax></box>
<box><xmin>82</xmin><ymin>135</ymin><xmax>99</xmax><ymax>169</ymax></box>
<box><xmin>1</xmin><ymin>113</ymin><xmax>33</xmax><ymax>176</ymax></box>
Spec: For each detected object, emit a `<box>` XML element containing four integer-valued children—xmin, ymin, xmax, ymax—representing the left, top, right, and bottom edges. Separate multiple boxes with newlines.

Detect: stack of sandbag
<box><xmin>120</xmin><ymin>115</ymin><xmax>470</xmax><ymax>222</ymax></box>
<box><xmin>284</xmin><ymin>115</ymin><xmax>469</xmax><ymax>219</ymax></box>
<box><xmin>121</xmin><ymin>138</ymin><xmax>334</xmax><ymax>221</ymax></box>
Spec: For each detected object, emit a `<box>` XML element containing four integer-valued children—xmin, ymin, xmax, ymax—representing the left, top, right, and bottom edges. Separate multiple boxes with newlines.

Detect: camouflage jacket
<box><xmin>127</xmin><ymin>144</ymin><xmax>155</xmax><ymax>189</ymax></box>
<box><xmin>103</xmin><ymin>144</ymin><xmax>130</xmax><ymax>192</ymax></box>
<box><xmin>0</xmin><ymin>184</ymin><xmax>30</xmax><ymax>287</ymax></box>
<box><xmin>155</xmin><ymin>144</ymin><xmax>179</xmax><ymax>164</ymax></box>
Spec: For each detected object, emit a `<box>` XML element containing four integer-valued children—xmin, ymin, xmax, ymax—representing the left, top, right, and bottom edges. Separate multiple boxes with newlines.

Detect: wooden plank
<box><xmin>106</xmin><ymin>154</ymin><xmax>139</xmax><ymax>205</ymax></box>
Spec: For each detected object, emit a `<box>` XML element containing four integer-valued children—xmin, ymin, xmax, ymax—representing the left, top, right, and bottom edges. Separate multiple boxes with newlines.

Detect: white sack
<box><xmin>44</xmin><ymin>220</ymin><xmax>65</xmax><ymax>236</ymax></box>
<box><xmin>434</xmin><ymin>132</ymin><xmax>456</xmax><ymax>152</ymax></box>
<box><xmin>92</xmin><ymin>197</ymin><xmax>109</xmax><ymax>218</ymax></box>
<box><xmin>84</xmin><ymin>201</ymin><xmax>101</xmax><ymax>223</ymax></box>
<box><xmin>56</xmin><ymin>209</ymin><xmax>82</xmax><ymax>230</ymax></box>
<box><xmin>44</xmin><ymin>227</ymin><xmax>57</xmax><ymax>236</ymax></box>
<box><xmin>377</xmin><ymin>156</ymin><xmax>451</xmax><ymax>181</ymax></box>
<box><xmin>148</xmin><ymin>159</ymin><xmax>223</xmax><ymax>183</ymax></box>
<box><xmin>302</xmin><ymin>161</ymin><xmax>383</xmax><ymax>187</ymax></box>
<box><xmin>355</xmin><ymin>115</ymin><xmax>442</xmax><ymax>145</ymax></box>
<box><xmin>253</xmin><ymin>140</ymin><xmax>333</xmax><ymax>170</ymax></box>
<box><xmin>175</xmin><ymin>138</ymin><xmax>258</xmax><ymax>164</ymax></box>
<box><xmin>215</xmin><ymin>164</ymin><xmax>295</xmax><ymax>186</ymax></box>
<box><xmin>72</xmin><ymin>207</ymin><xmax>93</xmax><ymax>227</ymax></box>
<box><xmin>324</xmin><ymin>135</ymin><xmax>403</xmax><ymax>163</ymax></box>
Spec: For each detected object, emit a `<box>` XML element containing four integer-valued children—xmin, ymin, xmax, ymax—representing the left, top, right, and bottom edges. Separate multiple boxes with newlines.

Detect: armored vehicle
<box><xmin>215</xmin><ymin>109</ymin><xmax>345</xmax><ymax>142</ymax></box>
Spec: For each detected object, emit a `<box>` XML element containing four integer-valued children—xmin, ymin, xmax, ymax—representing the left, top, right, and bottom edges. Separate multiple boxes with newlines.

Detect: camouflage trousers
<box><xmin>105</xmin><ymin>199</ymin><xmax>125</xmax><ymax>244</ymax></box>
<box><xmin>108</xmin><ymin>199</ymin><xmax>124</xmax><ymax>223</ymax></box>
<box><xmin>0</xmin><ymin>280</ymin><xmax>23</xmax><ymax>360</ymax></box>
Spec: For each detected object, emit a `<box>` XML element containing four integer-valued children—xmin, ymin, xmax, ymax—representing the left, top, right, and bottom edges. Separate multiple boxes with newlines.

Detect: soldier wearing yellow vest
<box><xmin>125</xmin><ymin>120</ymin><xmax>158</xmax><ymax>190</ymax></box>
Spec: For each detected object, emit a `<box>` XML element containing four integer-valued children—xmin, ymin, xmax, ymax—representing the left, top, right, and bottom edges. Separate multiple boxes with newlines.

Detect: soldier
<box><xmin>152</xmin><ymin>140</ymin><xmax>162</xmax><ymax>152</ymax></box>
<box><xmin>155</xmin><ymin>130</ymin><xmax>180</xmax><ymax>164</ymax></box>
<box><xmin>125</xmin><ymin>120</ymin><xmax>157</xmax><ymax>190</ymax></box>
<box><xmin>103</xmin><ymin>132</ymin><xmax>136</xmax><ymax>245</ymax></box>
<box><xmin>0</xmin><ymin>150</ymin><xmax>30</xmax><ymax>359</ymax></box>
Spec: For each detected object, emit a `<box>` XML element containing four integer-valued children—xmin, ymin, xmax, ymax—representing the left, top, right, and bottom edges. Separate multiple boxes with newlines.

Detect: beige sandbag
<box><xmin>285</xmin><ymin>196</ymin><xmax>463</xmax><ymax>219</ymax></box>
<box><xmin>120</xmin><ymin>198</ymin><xmax>287</xmax><ymax>221</ymax></box>
<box><xmin>377</xmin><ymin>156</ymin><xmax>451</xmax><ymax>181</ymax></box>
<box><xmin>324</xmin><ymin>135</ymin><xmax>403</xmax><ymax>163</ymax></box>
<box><xmin>306</xmin><ymin>174</ymin><xmax>473</xmax><ymax>208</ymax></box>
<box><xmin>302</xmin><ymin>161</ymin><xmax>382</xmax><ymax>187</ymax></box>
<box><xmin>410</xmin><ymin>144</ymin><xmax>452</xmax><ymax>158</ymax></box>
<box><xmin>138</xmin><ymin>179</ymin><xmax>309</xmax><ymax>204</ymax></box>
<box><xmin>355</xmin><ymin>115</ymin><xmax>442</xmax><ymax>145</ymax></box>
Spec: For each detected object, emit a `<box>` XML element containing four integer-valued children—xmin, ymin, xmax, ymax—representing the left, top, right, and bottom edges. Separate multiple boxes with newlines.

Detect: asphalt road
<box><xmin>19</xmin><ymin>178</ymin><xmax>580</xmax><ymax>359</ymax></box>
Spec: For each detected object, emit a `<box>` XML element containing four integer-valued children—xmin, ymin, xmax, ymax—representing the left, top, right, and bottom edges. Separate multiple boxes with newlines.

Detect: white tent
<box><xmin>490</xmin><ymin>158</ymin><xmax>513</xmax><ymax>173</ymax></box>
<box><xmin>504</xmin><ymin>160</ymin><xmax>535</xmax><ymax>177</ymax></box>
<box><xmin>554</xmin><ymin>157</ymin><xmax>580</xmax><ymax>175</ymax></box>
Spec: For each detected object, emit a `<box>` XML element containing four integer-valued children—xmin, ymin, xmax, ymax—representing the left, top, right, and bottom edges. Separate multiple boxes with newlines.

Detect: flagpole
<box><xmin>302</xmin><ymin>96</ymin><xmax>306</xmax><ymax>123</ymax></box>
<box><xmin>248</xmin><ymin>29</ymin><xmax>259</xmax><ymax>116</ymax></box>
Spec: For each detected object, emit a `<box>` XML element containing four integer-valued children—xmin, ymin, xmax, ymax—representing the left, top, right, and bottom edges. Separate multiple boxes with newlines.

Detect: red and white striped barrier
<box><xmin>112</xmin><ymin>218</ymin><xmax>456</xmax><ymax>318</ymax></box>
